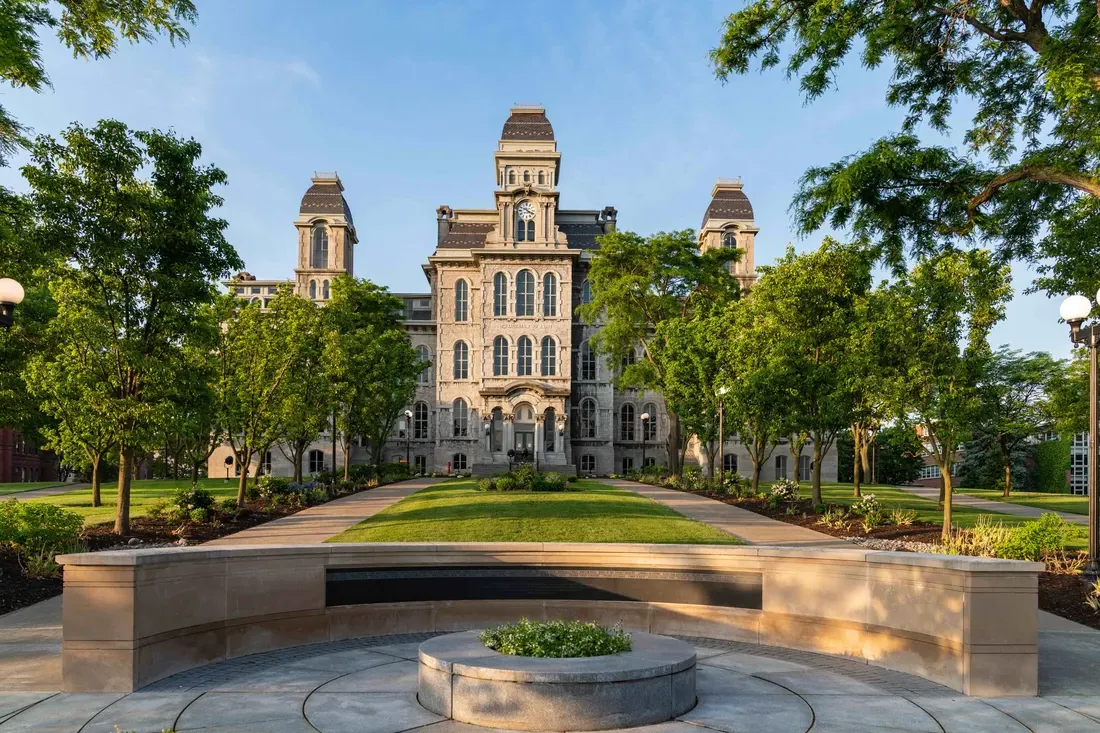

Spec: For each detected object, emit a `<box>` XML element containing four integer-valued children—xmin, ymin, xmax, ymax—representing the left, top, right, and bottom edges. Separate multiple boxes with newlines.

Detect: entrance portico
<box><xmin>475</xmin><ymin>382</ymin><xmax>572</xmax><ymax>475</ymax></box>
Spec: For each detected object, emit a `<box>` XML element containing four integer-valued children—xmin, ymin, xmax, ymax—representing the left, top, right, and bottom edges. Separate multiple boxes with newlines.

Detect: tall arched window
<box><xmin>416</xmin><ymin>345</ymin><xmax>431</xmax><ymax>385</ymax></box>
<box><xmin>722</xmin><ymin>231</ymin><xmax>737</xmax><ymax>249</ymax></box>
<box><xmin>453</xmin><ymin>398</ymin><xmax>468</xmax><ymax>437</ymax></box>
<box><xmin>538</xmin><ymin>171</ymin><xmax>545</xmax><ymax>185</ymax></box>
<box><xmin>310</xmin><ymin>223</ymin><xmax>328</xmax><ymax>268</ymax></box>
<box><xmin>581</xmin><ymin>279</ymin><xmax>592</xmax><ymax>304</ymax></box>
<box><xmin>542</xmin><ymin>273</ymin><xmax>557</xmax><ymax>316</ymax></box>
<box><xmin>453</xmin><ymin>341</ymin><xmax>469</xmax><ymax>379</ymax></box>
<box><xmin>516</xmin><ymin>336</ymin><xmax>533</xmax><ymax>376</ymax></box>
<box><xmin>774</xmin><ymin>454</ymin><xmax>788</xmax><ymax>480</ymax></box>
<box><xmin>544</xmin><ymin>407</ymin><xmax>556</xmax><ymax>452</ymax></box>
<box><xmin>454</xmin><ymin>279</ymin><xmax>469</xmax><ymax>322</ymax></box>
<box><xmin>620</xmin><ymin>404</ymin><xmax>635</xmax><ymax>441</ymax></box>
<box><xmin>621</xmin><ymin>349</ymin><xmax>637</xmax><ymax>369</ymax></box>
<box><xmin>493</xmin><ymin>272</ymin><xmax>507</xmax><ymax>317</ymax></box>
<box><xmin>515</xmin><ymin>270</ymin><xmax>534</xmax><ymax>316</ymax></box>
<box><xmin>508</xmin><ymin>170</ymin><xmax>515</xmax><ymax>185</ymax></box>
<box><xmin>580</xmin><ymin>399</ymin><xmax>597</xmax><ymax>439</ymax></box>
<box><xmin>523</xmin><ymin>170</ymin><xmax>531</xmax><ymax>183</ymax></box>
<box><xmin>541</xmin><ymin>336</ymin><xmax>556</xmax><ymax>376</ymax></box>
<box><xmin>493</xmin><ymin>336</ymin><xmax>509</xmax><ymax>376</ymax></box>
<box><xmin>642</xmin><ymin>403</ymin><xmax>657</xmax><ymax>440</ymax></box>
<box><xmin>322</xmin><ymin>280</ymin><xmax>330</xmax><ymax>300</ymax></box>
<box><xmin>413</xmin><ymin>402</ymin><xmax>429</xmax><ymax>439</ymax></box>
<box><xmin>309</xmin><ymin>280</ymin><xmax>317</xmax><ymax>299</ymax></box>
<box><xmin>580</xmin><ymin>340</ymin><xmax>597</xmax><ymax>380</ymax></box>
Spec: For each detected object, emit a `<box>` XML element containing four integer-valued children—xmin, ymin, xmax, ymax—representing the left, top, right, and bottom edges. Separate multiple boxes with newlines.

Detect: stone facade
<box><xmin>211</xmin><ymin>106</ymin><xmax>838</xmax><ymax>481</ymax></box>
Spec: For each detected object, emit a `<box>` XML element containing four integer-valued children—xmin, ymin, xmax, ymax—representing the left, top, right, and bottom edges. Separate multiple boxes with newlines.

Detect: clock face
<box><xmin>517</xmin><ymin>201</ymin><xmax>537</xmax><ymax>221</ymax></box>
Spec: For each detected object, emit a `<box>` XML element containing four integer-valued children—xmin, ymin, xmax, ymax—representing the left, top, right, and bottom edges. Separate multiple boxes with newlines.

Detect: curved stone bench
<box><xmin>417</xmin><ymin>631</ymin><xmax>696</xmax><ymax>730</ymax></box>
<box><xmin>55</xmin><ymin>543</ymin><xmax>1042</xmax><ymax>696</ymax></box>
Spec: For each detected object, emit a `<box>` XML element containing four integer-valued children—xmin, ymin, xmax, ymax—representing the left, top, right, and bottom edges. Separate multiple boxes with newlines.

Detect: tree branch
<box><xmin>963</xmin><ymin>165</ymin><xmax>1100</xmax><ymax>226</ymax></box>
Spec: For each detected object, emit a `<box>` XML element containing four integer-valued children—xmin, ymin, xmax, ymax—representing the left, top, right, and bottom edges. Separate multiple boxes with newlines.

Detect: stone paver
<box><xmin>898</xmin><ymin>483</ymin><xmax>1088</xmax><ymax>525</ymax></box>
<box><xmin>2</xmin><ymin>632</ymin><xmax>1099</xmax><ymax>732</ymax></box>
<box><xmin>603</xmin><ymin>479</ymin><xmax>848</xmax><ymax>547</ymax></box>
<box><xmin>0</xmin><ymin>596</ymin><xmax>61</xmax><ymax>692</ymax></box>
<box><xmin>206</xmin><ymin>476</ymin><xmax>441</xmax><ymax>544</ymax></box>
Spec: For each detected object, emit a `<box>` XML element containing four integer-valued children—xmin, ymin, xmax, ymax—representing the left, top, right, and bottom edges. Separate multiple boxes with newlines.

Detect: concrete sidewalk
<box><xmin>897</xmin><ymin>484</ymin><xmax>1088</xmax><ymax>525</ymax></box>
<box><xmin>205</xmin><ymin>476</ymin><xmax>441</xmax><ymax>545</ymax></box>
<box><xmin>0</xmin><ymin>483</ymin><xmax>87</xmax><ymax>501</ymax></box>
<box><xmin>603</xmin><ymin>478</ymin><xmax>849</xmax><ymax>547</ymax></box>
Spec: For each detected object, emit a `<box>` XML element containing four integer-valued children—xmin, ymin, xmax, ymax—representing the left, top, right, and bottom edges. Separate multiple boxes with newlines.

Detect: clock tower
<box><xmin>487</xmin><ymin>106</ymin><xmax>564</xmax><ymax>248</ymax></box>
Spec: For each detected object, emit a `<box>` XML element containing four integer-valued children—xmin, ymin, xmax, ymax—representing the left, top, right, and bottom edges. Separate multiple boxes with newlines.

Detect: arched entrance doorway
<box><xmin>513</xmin><ymin>402</ymin><xmax>535</xmax><ymax>462</ymax></box>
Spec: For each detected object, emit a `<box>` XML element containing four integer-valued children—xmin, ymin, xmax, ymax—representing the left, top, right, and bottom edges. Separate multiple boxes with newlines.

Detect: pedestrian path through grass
<box><xmin>329</xmin><ymin>479</ymin><xmax>743</xmax><ymax>544</ymax></box>
<box><xmin>23</xmin><ymin>478</ymin><xmax>239</xmax><ymax>526</ymax></box>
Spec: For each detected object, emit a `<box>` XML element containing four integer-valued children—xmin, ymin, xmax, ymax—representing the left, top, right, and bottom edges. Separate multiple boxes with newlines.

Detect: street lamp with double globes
<box><xmin>403</xmin><ymin>409</ymin><xmax>413</xmax><ymax>471</ymax></box>
<box><xmin>1060</xmin><ymin>292</ymin><xmax>1100</xmax><ymax>577</ymax></box>
<box><xmin>0</xmin><ymin>278</ymin><xmax>25</xmax><ymax>330</ymax></box>
<box><xmin>640</xmin><ymin>412</ymin><xmax>650</xmax><ymax>469</ymax></box>
<box><xmin>717</xmin><ymin>386</ymin><xmax>730</xmax><ymax>487</ymax></box>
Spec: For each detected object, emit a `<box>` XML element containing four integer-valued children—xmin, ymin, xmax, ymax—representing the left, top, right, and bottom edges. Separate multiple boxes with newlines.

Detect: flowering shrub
<box><xmin>172</xmin><ymin>486</ymin><xmax>216</xmax><ymax>514</ymax></box>
<box><xmin>851</xmin><ymin>493</ymin><xmax>882</xmax><ymax>516</ymax></box>
<box><xmin>479</xmin><ymin>619</ymin><xmax>632</xmax><ymax>658</ymax></box>
<box><xmin>767</xmin><ymin>479</ymin><xmax>800</xmax><ymax>509</ymax></box>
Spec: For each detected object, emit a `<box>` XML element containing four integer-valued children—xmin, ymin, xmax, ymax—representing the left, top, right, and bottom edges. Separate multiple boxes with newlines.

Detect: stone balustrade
<box><xmin>56</xmin><ymin>543</ymin><xmax>1042</xmax><ymax>696</ymax></box>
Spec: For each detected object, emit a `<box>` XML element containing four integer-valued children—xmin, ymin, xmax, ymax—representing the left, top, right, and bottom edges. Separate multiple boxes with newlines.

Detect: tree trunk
<box><xmin>1003</xmin><ymin>460</ymin><xmax>1012</xmax><ymax>498</ymax></box>
<box><xmin>293</xmin><ymin>443</ymin><xmax>304</xmax><ymax>484</ymax></box>
<box><xmin>331</xmin><ymin>409</ymin><xmax>338</xmax><ymax>476</ymax></box>
<box><xmin>941</xmin><ymin>463</ymin><xmax>954</xmax><ymax>540</ymax></box>
<box><xmin>90</xmin><ymin>457</ymin><xmax>101</xmax><ymax>508</ymax></box>
<box><xmin>667</xmin><ymin>413</ymin><xmax>682</xmax><ymax>475</ymax></box>
<box><xmin>811</xmin><ymin>442</ymin><xmax>823</xmax><ymax>506</ymax></box>
<box><xmin>852</xmin><ymin>426</ymin><xmax>862</xmax><ymax>498</ymax></box>
<box><xmin>860</xmin><ymin>438</ymin><xmax>871</xmax><ymax>483</ymax></box>
<box><xmin>706</xmin><ymin>440</ymin><xmax>716</xmax><ymax>479</ymax></box>
<box><xmin>938</xmin><ymin>473</ymin><xmax>946</xmax><ymax>504</ymax></box>
<box><xmin>236</xmin><ymin>450</ymin><xmax>250</xmax><ymax>506</ymax></box>
<box><xmin>114</xmin><ymin>445</ymin><xmax>134</xmax><ymax>535</ymax></box>
<box><xmin>191</xmin><ymin>462</ymin><xmax>199</xmax><ymax>484</ymax></box>
<box><xmin>343</xmin><ymin>443</ymin><xmax>350</xmax><ymax>481</ymax></box>
<box><xmin>789</xmin><ymin>442</ymin><xmax>801</xmax><ymax>488</ymax></box>
<box><xmin>751</xmin><ymin>459</ymin><xmax>762</xmax><ymax>493</ymax></box>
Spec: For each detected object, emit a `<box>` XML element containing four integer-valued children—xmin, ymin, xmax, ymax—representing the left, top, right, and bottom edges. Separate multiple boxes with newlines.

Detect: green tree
<box><xmin>747</xmin><ymin>240</ymin><xmax>873</xmax><ymax>504</ymax></box>
<box><xmin>889</xmin><ymin>250</ymin><xmax>1011</xmax><ymax>537</ymax></box>
<box><xmin>972</xmin><ymin>348</ymin><xmax>1057</xmax><ymax>495</ymax></box>
<box><xmin>873</xmin><ymin>424</ymin><xmax>926</xmax><ymax>486</ymax></box>
<box><xmin>711</xmin><ymin>0</ymin><xmax>1100</xmax><ymax>298</ymax></box>
<box><xmin>275</xmin><ymin>310</ymin><xmax>329</xmax><ymax>484</ymax></box>
<box><xmin>1047</xmin><ymin>351</ymin><xmax>1088</xmax><ymax>435</ymax></box>
<box><xmin>23</xmin><ymin>121</ymin><xmax>239</xmax><ymax>533</ymax></box>
<box><xmin>215</xmin><ymin>286</ymin><xmax>314</xmax><ymax>505</ymax></box>
<box><xmin>579</xmin><ymin>229</ymin><xmax>739</xmax><ymax>474</ymax></box>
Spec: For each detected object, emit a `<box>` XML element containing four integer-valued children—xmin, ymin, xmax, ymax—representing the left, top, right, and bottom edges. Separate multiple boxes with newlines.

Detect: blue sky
<box><xmin>0</xmin><ymin>0</ymin><xmax>1070</xmax><ymax>357</ymax></box>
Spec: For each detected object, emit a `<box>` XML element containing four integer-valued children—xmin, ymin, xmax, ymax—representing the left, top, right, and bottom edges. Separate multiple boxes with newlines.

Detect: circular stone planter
<box><xmin>417</xmin><ymin>631</ymin><xmax>696</xmax><ymax>731</ymax></box>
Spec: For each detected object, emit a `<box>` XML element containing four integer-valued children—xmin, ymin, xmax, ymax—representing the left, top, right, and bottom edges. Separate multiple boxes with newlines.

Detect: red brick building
<box><xmin>0</xmin><ymin>428</ymin><xmax>58</xmax><ymax>483</ymax></box>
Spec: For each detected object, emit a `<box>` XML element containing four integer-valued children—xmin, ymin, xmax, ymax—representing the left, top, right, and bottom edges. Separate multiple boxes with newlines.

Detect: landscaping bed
<box><xmin>0</xmin><ymin>547</ymin><xmax>62</xmax><ymax>616</ymax></box>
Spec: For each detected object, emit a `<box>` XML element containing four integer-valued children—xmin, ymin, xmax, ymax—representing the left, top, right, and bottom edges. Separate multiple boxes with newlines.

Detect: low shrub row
<box><xmin>477</xmin><ymin>465</ymin><xmax>578</xmax><ymax>492</ymax></box>
<box><xmin>0</xmin><ymin>500</ymin><xmax>83</xmax><ymax>577</ymax></box>
<box><xmin>479</xmin><ymin>618</ymin><xmax>632</xmax><ymax>658</ymax></box>
<box><xmin>938</xmin><ymin>513</ymin><xmax>1078</xmax><ymax>562</ymax></box>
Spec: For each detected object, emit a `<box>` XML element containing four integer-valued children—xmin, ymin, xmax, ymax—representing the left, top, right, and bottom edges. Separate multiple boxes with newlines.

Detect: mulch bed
<box><xmin>0</xmin><ymin>548</ymin><xmax>62</xmax><ymax>616</ymax></box>
<box><xmin>668</xmin><ymin>485</ymin><xmax>1100</xmax><ymax>631</ymax></box>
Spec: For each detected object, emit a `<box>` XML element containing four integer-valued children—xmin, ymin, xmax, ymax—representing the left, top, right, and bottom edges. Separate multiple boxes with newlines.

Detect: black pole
<box><xmin>642</xmin><ymin>418</ymin><xmax>647</xmax><ymax>469</ymax></box>
<box><xmin>1089</xmin><ymin>328</ymin><xmax>1099</xmax><ymax>576</ymax></box>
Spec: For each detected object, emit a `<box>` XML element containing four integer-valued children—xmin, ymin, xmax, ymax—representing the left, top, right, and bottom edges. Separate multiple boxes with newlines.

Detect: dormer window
<box><xmin>515</xmin><ymin>200</ymin><xmax>536</xmax><ymax>242</ymax></box>
<box><xmin>311</xmin><ymin>222</ymin><xmax>328</xmax><ymax>268</ymax></box>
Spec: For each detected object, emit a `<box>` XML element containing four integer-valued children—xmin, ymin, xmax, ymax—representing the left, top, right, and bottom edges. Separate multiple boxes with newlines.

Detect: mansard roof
<box><xmin>701</xmin><ymin>186</ymin><xmax>753</xmax><ymax>229</ymax></box>
<box><xmin>300</xmin><ymin>175</ymin><xmax>354</xmax><ymax>226</ymax></box>
<box><xmin>557</xmin><ymin>222</ymin><xmax>603</xmax><ymax>249</ymax></box>
<box><xmin>439</xmin><ymin>222</ymin><xmax>495</xmax><ymax>248</ymax></box>
<box><xmin>502</xmin><ymin>109</ymin><xmax>555</xmax><ymax>141</ymax></box>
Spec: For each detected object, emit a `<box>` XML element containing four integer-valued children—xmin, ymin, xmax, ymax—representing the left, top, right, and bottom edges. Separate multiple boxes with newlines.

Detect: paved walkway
<box><xmin>5</xmin><ymin>632</ymin><xmax>1100</xmax><ymax>733</ymax></box>
<box><xmin>206</xmin><ymin>477</ymin><xmax>441</xmax><ymax>545</ymax></box>
<box><xmin>896</xmin><ymin>483</ymin><xmax>1089</xmax><ymax>525</ymax></box>
<box><xmin>0</xmin><ymin>483</ymin><xmax>86</xmax><ymax>500</ymax></box>
<box><xmin>603</xmin><ymin>479</ymin><xmax>849</xmax><ymax>547</ymax></box>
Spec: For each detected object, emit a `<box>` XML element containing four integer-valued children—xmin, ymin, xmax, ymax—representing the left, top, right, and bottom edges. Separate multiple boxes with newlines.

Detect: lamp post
<box><xmin>1060</xmin><ymin>293</ymin><xmax>1100</xmax><ymax>576</ymax></box>
<box><xmin>0</xmin><ymin>278</ymin><xmax>25</xmax><ymax>330</ymax></box>
<box><xmin>717</xmin><ymin>386</ymin><xmax>729</xmax><ymax>487</ymax></box>
<box><xmin>403</xmin><ymin>409</ymin><xmax>413</xmax><ymax>472</ymax></box>
<box><xmin>640</xmin><ymin>412</ymin><xmax>650</xmax><ymax>469</ymax></box>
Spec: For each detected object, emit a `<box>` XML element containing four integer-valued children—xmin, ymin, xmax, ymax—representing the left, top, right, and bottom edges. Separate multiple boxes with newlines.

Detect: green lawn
<box><xmin>959</xmin><ymin>488</ymin><xmax>1087</xmax><ymax>516</ymax></box>
<box><xmin>330</xmin><ymin>479</ymin><xmax>743</xmax><ymax>544</ymax></box>
<box><xmin>0</xmin><ymin>481</ymin><xmax>72</xmax><ymax>496</ymax></box>
<box><xmin>812</xmin><ymin>482</ymin><xmax>1087</xmax><ymax>549</ymax></box>
<box><xmin>22</xmin><ymin>478</ymin><xmax>241</xmax><ymax>526</ymax></box>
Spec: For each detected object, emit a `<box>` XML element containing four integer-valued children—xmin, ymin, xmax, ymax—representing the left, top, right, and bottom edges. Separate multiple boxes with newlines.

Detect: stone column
<box><xmin>535</xmin><ymin>416</ymin><xmax>544</xmax><ymax>464</ymax></box>
<box><xmin>554</xmin><ymin>417</ymin><xmax>564</xmax><ymax>454</ymax></box>
<box><xmin>504</xmin><ymin>415</ymin><xmax>514</xmax><ymax>455</ymax></box>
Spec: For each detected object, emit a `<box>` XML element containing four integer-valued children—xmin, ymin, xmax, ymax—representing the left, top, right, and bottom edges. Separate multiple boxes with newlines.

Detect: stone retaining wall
<box><xmin>56</xmin><ymin>543</ymin><xmax>1042</xmax><ymax>696</ymax></box>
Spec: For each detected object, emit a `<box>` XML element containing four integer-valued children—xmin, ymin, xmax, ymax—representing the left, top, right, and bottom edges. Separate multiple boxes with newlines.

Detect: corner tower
<box><xmin>699</xmin><ymin>178</ymin><xmax>757</xmax><ymax>289</ymax></box>
<box><xmin>294</xmin><ymin>172</ymin><xmax>357</xmax><ymax>301</ymax></box>
<box><xmin>488</xmin><ymin>106</ymin><xmax>564</xmax><ymax>248</ymax></box>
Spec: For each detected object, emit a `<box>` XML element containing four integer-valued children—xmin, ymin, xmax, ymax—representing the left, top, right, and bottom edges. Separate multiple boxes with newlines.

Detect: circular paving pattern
<box><xmin>1</xmin><ymin>633</ymin><xmax>1099</xmax><ymax>732</ymax></box>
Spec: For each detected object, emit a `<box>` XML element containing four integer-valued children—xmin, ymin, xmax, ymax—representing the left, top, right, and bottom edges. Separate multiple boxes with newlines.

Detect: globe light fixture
<box><xmin>1060</xmin><ymin>294</ymin><xmax>1100</xmax><ymax>577</ymax></box>
<box><xmin>0</xmin><ymin>277</ymin><xmax>25</xmax><ymax>330</ymax></box>
<box><xmin>640</xmin><ymin>412</ymin><xmax>651</xmax><ymax>469</ymax></box>
<box><xmin>404</xmin><ymin>409</ymin><xmax>414</xmax><ymax>470</ymax></box>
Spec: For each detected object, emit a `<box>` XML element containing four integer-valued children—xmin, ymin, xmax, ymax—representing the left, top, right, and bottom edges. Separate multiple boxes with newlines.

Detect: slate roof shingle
<box><xmin>502</xmin><ymin>111</ymin><xmax>555</xmax><ymax>141</ymax></box>
<box><xmin>701</xmin><ymin>188</ymin><xmax>753</xmax><ymax>229</ymax></box>
<box><xmin>301</xmin><ymin>183</ymin><xmax>354</xmax><ymax>226</ymax></box>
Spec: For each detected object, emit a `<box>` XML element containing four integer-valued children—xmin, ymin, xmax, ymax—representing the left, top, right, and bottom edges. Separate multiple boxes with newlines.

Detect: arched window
<box><xmin>309</xmin><ymin>280</ymin><xmax>317</xmax><ymax>299</ymax></box>
<box><xmin>493</xmin><ymin>336</ymin><xmax>509</xmax><ymax>376</ymax></box>
<box><xmin>581</xmin><ymin>279</ymin><xmax>592</xmax><ymax>304</ymax></box>
<box><xmin>517</xmin><ymin>336</ymin><xmax>533</xmax><ymax>376</ymax></box>
<box><xmin>453</xmin><ymin>341</ymin><xmax>469</xmax><ymax>380</ymax></box>
<box><xmin>453</xmin><ymin>398</ymin><xmax>468</xmax><ymax>437</ymax></box>
<box><xmin>454</xmin><ymin>279</ymin><xmax>469</xmax><ymax>322</ymax></box>
<box><xmin>322</xmin><ymin>280</ymin><xmax>330</xmax><ymax>300</ymax></box>
<box><xmin>308</xmin><ymin>449</ymin><xmax>324</xmax><ymax>474</ymax></box>
<box><xmin>580</xmin><ymin>340</ymin><xmax>596</xmax><ymax>380</ymax></box>
<box><xmin>523</xmin><ymin>170</ymin><xmax>531</xmax><ymax>183</ymax></box>
<box><xmin>491</xmin><ymin>407</ymin><xmax>504</xmax><ymax>451</ymax></box>
<box><xmin>413</xmin><ymin>402</ymin><xmax>429</xmax><ymax>439</ymax></box>
<box><xmin>543</xmin><ymin>272</ymin><xmax>557</xmax><ymax>316</ymax></box>
<box><xmin>544</xmin><ymin>407</ymin><xmax>556</xmax><ymax>452</ymax></box>
<box><xmin>508</xmin><ymin>170</ymin><xmax>515</xmax><ymax>185</ymax></box>
<box><xmin>620</xmin><ymin>404</ymin><xmax>635</xmax><ymax>441</ymax></box>
<box><xmin>250</xmin><ymin>297</ymin><xmax>261</xmax><ymax>306</ymax></box>
<box><xmin>515</xmin><ymin>270</ymin><xmax>535</xmax><ymax>316</ymax></box>
<box><xmin>621</xmin><ymin>350</ymin><xmax>637</xmax><ymax>369</ymax></box>
<box><xmin>310</xmin><ymin>222</ymin><xmax>328</xmax><ymax>268</ymax></box>
<box><xmin>538</xmin><ymin>171</ymin><xmax>545</xmax><ymax>185</ymax></box>
<box><xmin>453</xmin><ymin>453</ymin><xmax>468</xmax><ymax>471</ymax></box>
<box><xmin>622</xmin><ymin>457</ymin><xmax>635</xmax><ymax>473</ymax></box>
<box><xmin>774</xmin><ymin>454</ymin><xmax>788</xmax><ymax>480</ymax></box>
<box><xmin>580</xmin><ymin>398</ymin><xmax>597</xmax><ymax>439</ymax></box>
<box><xmin>540</xmin><ymin>336</ymin><xmax>556</xmax><ymax>376</ymax></box>
<box><xmin>722</xmin><ymin>231</ymin><xmax>737</xmax><ymax>249</ymax></box>
<box><xmin>642</xmin><ymin>403</ymin><xmax>657</xmax><ymax>440</ymax></box>
<box><xmin>724</xmin><ymin>453</ymin><xmax>738</xmax><ymax>473</ymax></box>
<box><xmin>580</xmin><ymin>455</ymin><xmax>596</xmax><ymax>473</ymax></box>
<box><xmin>416</xmin><ymin>345</ymin><xmax>431</xmax><ymax>385</ymax></box>
<box><xmin>262</xmin><ymin>451</ymin><xmax>272</xmax><ymax>475</ymax></box>
<box><xmin>493</xmin><ymin>272</ymin><xmax>507</xmax><ymax>316</ymax></box>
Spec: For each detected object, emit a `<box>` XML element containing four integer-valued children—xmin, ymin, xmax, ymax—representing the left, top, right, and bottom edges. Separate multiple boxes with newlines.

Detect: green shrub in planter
<box><xmin>998</xmin><ymin>513</ymin><xmax>1075</xmax><ymax>561</ymax></box>
<box><xmin>496</xmin><ymin>475</ymin><xmax>519</xmax><ymax>491</ymax></box>
<box><xmin>0</xmin><ymin>500</ymin><xmax>83</xmax><ymax>554</ymax></box>
<box><xmin>534</xmin><ymin>472</ymin><xmax>568</xmax><ymax>492</ymax></box>
<box><xmin>172</xmin><ymin>486</ymin><xmax>217</xmax><ymax>514</ymax></box>
<box><xmin>146</xmin><ymin>500</ymin><xmax>169</xmax><ymax>519</ymax></box>
<box><xmin>306</xmin><ymin>488</ymin><xmax>328</xmax><ymax>506</ymax></box>
<box><xmin>219</xmin><ymin>498</ymin><xmax>238</xmax><ymax>514</ymax></box>
<box><xmin>479</xmin><ymin>618</ymin><xmax>632</xmax><ymax>658</ymax></box>
<box><xmin>188</xmin><ymin>508</ymin><xmax>210</xmax><ymax>523</ymax></box>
